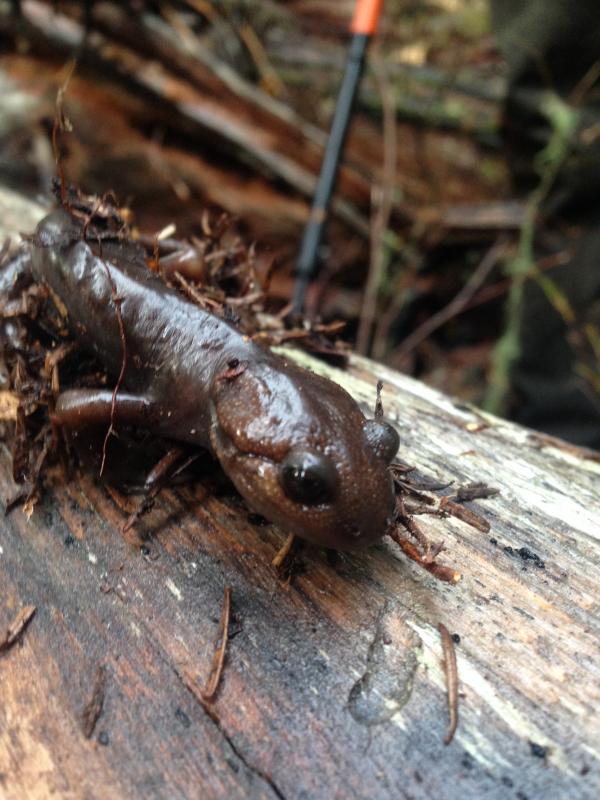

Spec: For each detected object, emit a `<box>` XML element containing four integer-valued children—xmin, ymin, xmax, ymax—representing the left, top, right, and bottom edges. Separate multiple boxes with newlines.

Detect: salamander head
<box><xmin>209</xmin><ymin>355</ymin><xmax>399</xmax><ymax>550</ymax></box>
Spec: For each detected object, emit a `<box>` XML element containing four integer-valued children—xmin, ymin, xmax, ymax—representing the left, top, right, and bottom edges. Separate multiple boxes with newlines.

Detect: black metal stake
<box><xmin>292</xmin><ymin>33</ymin><xmax>370</xmax><ymax>315</ymax></box>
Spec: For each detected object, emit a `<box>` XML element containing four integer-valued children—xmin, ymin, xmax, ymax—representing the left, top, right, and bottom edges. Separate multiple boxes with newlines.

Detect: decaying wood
<box><xmin>1</xmin><ymin>189</ymin><xmax>600</xmax><ymax>799</ymax></box>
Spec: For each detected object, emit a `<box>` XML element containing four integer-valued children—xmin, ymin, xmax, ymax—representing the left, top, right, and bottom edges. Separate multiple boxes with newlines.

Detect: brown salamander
<box><xmin>24</xmin><ymin>209</ymin><xmax>399</xmax><ymax>550</ymax></box>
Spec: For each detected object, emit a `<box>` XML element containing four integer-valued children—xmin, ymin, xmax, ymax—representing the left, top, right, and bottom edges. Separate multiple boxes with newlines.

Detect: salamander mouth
<box><xmin>210</xmin><ymin>422</ymin><xmax>276</xmax><ymax>470</ymax></box>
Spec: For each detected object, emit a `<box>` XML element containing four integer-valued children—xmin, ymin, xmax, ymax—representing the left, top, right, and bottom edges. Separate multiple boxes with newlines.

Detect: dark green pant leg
<box><xmin>490</xmin><ymin>0</ymin><xmax>600</xmax><ymax>448</ymax></box>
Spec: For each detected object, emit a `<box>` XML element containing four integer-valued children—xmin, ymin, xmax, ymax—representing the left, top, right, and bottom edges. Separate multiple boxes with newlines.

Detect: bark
<box><xmin>1</xmin><ymin>188</ymin><xmax>599</xmax><ymax>800</ymax></box>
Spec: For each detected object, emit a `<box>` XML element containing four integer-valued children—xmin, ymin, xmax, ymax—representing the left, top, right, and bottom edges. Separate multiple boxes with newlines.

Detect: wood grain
<box><xmin>1</xmin><ymin>188</ymin><xmax>600</xmax><ymax>800</ymax></box>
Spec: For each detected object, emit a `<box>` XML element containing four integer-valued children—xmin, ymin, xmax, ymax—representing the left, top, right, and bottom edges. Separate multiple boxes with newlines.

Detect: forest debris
<box><xmin>389</xmin><ymin>494</ymin><xmax>460</xmax><ymax>583</ymax></box>
<box><xmin>432</xmin><ymin>201</ymin><xmax>525</xmax><ymax>232</ymax></box>
<box><xmin>0</xmin><ymin>604</ymin><xmax>37</xmax><ymax>653</ymax></box>
<box><xmin>11</xmin><ymin>404</ymin><xmax>29</xmax><ymax>484</ymax></box>
<box><xmin>200</xmin><ymin>586</ymin><xmax>232</xmax><ymax>704</ymax></box>
<box><xmin>0</xmin><ymin>391</ymin><xmax>19</xmax><ymax>421</ymax></box>
<box><xmin>356</xmin><ymin>61</ymin><xmax>397</xmax><ymax>356</ymax></box>
<box><xmin>4</xmin><ymin>486</ymin><xmax>31</xmax><ymax>514</ymax></box>
<box><xmin>438</xmin><ymin>622</ymin><xmax>459</xmax><ymax>745</ymax></box>
<box><xmin>123</xmin><ymin>447</ymin><xmax>186</xmax><ymax>532</ymax></box>
<box><xmin>0</xmin><ymin>0</ymin><xmax>517</xmax><ymax>409</ymax></box>
<box><xmin>388</xmin><ymin>527</ymin><xmax>461</xmax><ymax>584</ymax></box>
<box><xmin>464</xmin><ymin>421</ymin><xmax>489</xmax><ymax>433</ymax></box>
<box><xmin>271</xmin><ymin>533</ymin><xmax>295</xmax><ymax>570</ymax></box>
<box><xmin>439</xmin><ymin>497</ymin><xmax>490</xmax><ymax>533</ymax></box>
<box><xmin>454</xmin><ymin>482</ymin><xmax>500</xmax><ymax>502</ymax></box>
<box><xmin>81</xmin><ymin>664</ymin><xmax>107</xmax><ymax>739</ymax></box>
<box><xmin>388</xmin><ymin>461</ymin><xmax>497</xmax><ymax>581</ymax></box>
<box><xmin>396</xmin><ymin>236</ymin><xmax>510</xmax><ymax>358</ymax></box>
<box><xmin>503</xmin><ymin>545</ymin><xmax>545</xmax><ymax>570</ymax></box>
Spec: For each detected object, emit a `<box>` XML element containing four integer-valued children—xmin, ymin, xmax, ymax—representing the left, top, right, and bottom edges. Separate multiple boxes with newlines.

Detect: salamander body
<box><xmin>28</xmin><ymin>209</ymin><xmax>399</xmax><ymax>550</ymax></box>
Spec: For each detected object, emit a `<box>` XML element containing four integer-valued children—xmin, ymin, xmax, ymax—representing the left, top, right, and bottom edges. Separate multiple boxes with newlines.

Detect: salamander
<box><xmin>22</xmin><ymin>208</ymin><xmax>400</xmax><ymax>550</ymax></box>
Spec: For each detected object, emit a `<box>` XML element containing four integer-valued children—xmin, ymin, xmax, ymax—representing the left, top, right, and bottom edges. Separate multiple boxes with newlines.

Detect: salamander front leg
<box><xmin>51</xmin><ymin>389</ymin><xmax>156</xmax><ymax>430</ymax></box>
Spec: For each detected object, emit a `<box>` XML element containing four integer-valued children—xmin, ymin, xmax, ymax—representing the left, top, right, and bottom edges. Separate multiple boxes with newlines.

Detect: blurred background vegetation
<box><xmin>0</xmin><ymin>0</ymin><xmax>598</xmax><ymax>445</ymax></box>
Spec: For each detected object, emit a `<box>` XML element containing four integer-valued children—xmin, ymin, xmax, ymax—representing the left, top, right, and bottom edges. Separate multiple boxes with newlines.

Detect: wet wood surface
<box><xmin>1</xmin><ymin>188</ymin><xmax>600</xmax><ymax>800</ymax></box>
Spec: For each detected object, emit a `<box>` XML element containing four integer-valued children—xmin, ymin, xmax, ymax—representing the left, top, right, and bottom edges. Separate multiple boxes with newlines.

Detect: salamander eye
<box><xmin>280</xmin><ymin>449</ymin><xmax>338</xmax><ymax>505</ymax></box>
<box><xmin>363</xmin><ymin>419</ymin><xmax>400</xmax><ymax>463</ymax></box>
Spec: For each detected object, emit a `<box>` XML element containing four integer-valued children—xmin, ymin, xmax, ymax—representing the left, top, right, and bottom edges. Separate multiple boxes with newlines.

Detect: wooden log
<box><xmin>1</xmin><ymin>187</ymin><xmax>599</xmax><ymax>800</ymax></box>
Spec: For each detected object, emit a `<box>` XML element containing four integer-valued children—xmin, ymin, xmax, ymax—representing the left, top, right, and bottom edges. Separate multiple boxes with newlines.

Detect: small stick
<box><xmin>123</xmin><ymin>447</ymin><xmax>185</xmax><ymax>532</ymax></box>
<box><xmin>439</xmin><ymin>497</ymin><xmax>490</xmax><ymax>533</ymax></box>
<box><xmin>438</xmin><ymin>623</ymin><xmax>459</xmax><ymax>745</ymax></box>
<box><xmin>201</xmin><ymin>587</ymin><xmax>232</xmax><ymax>704</ymax></box>
<box><xmin>388</xmin><ymin>530</ymin><xmax>461</xmax><ymax>583</ymax></box>
<box><xmin>454</xmin><ymin>483</ymin><xmax>500</xmax><ymax>502</ymax></box>
<box><xmin>271</xmin><ymin>533</ymin><xmax>296</xmax><ymax>569</ymax></box>
<box><xmin>172</xmin><ymin>271</ymin><xmax>222</xmax><ymax>312</ymax></box>
<box><xmin>396</xmin><ymin>237</ymin><xmax>509</xmax><ymax>359</ymax></box>
<box><xmin>374</xmin><ymin>379</ymin><xmax>384</xmax><ymax>418</ymax></box>
<box><xmin>395</xmin><ymin>496</ymin><xmax>433</xmax><ymax>560</ymax></box>
<box><xmin>52</xmin><ymin>60</ymin><xmax>76</xmax><ymax>211</ymax></box>
<box><xmin>0</xmin><ymin>604</ymin><xmax>36</xmax><ymax>652</ymax></box>
<box><xmin>4</xmin><ymin>486</ymin><xmax>30</xmax><ymax>514</ymax></box>
<box><xmin>81</xmin><ymin>664</ymin><xmax>107</xmax><ymax>739</ymax></box>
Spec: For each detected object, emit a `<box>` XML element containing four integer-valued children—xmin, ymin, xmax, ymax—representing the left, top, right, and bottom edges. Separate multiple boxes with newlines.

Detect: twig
<box><xmin>387</xmin><ymin>527</ymin><xmax>461</xmax><ymax>584</ymax></box>
<box><xmin>81</xmin><ymin>664</ymin><xmax>107</xmax><ymax>738</ymax></box>
<box><xmin>374</xmin><ymin>379</ymin><xmax>384</xmax><ymax>418</ymax></box>
<box><xmin>238</xmin><ymin>22</ymin><xmax>286</xmax><ymax>97</ymax></box>
<box><xmin>271</xmin><ymin>533</ymin><xmax>295</xmax><ymax>569</ymax></box>
<box><xmin>454</xmin><ymin>482</ymin><xmax>500</xmax><ymax>502</ymax></box>
<box><xmin>397</xmin><ymin>236</ymin><xmax>510</xmax><ymax>357</ymax></box>
<box><xmin>356</xmin><ymin>55</ymin><xmax>397</xmax><ymax>355</ymax></box>
<box><xmin>52</xmin><ymin>60</ymin><xmax>76</xmax><ymax>212</ymax></box>
<box><xmin>458</xmin><ymin>247</ymin><xmax>572</xmax><ymax>316</ymax></box>
<box><xmin>172</xmin><ymin>271</ymin><xmax>222</xmax><ymax>312</ymax></box>
<box><xmin>395</xmin><ymin>495</ymin><xmax>434</xmax><ymax>560</ymax></box>
<box><xmin>439</xmin><ymin>496</ymin><xmax>490</xmax><ymax>533</ymax></box>
<box><xmin>201</xmin><ymin>586</ymin><xmax>232</xmax><ymax>703</ymax></box>
<box><xmin>438</xmin><ymin>623</ymin><xmax>459</xmax><ymax>745</ymax></box>
<box><xmin>570</xmin><ymin>60</ymin><xmax>600</xmax><ymax>108</ymax></box>
<box><xmin>0</xmin><ymin>604</ymin><xmax>36</xmax><ymax>652</ymax></box>
<box><xmin>123</xmin><ymin>447</ymin><xmax>185</xmax><ymax>532</ymax></box>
